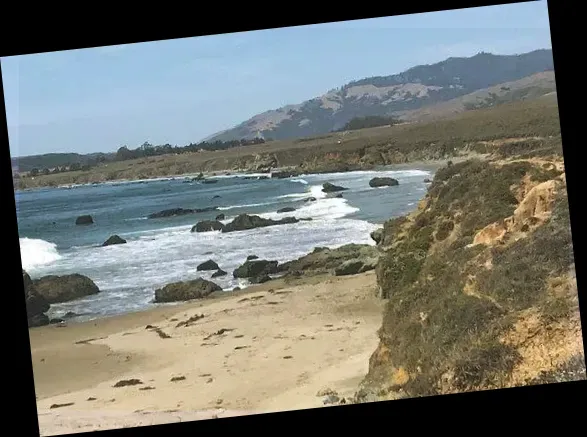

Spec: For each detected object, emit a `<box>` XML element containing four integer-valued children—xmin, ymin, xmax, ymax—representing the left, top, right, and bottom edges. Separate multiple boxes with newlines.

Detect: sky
<box><xmin>2</xmin><ymin>1</ymin><xmax>552</xmax><ymax>158</ymax></box>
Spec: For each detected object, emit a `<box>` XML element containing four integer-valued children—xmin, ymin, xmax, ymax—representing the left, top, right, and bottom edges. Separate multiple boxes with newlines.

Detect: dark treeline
<box><xmin>20</xmin><ymin>137</ymin><xmax>267</xmax><ymax>177</ymax></box>
<box><xmin>337</xmin><ymin>115</ymin><xmax>401</xmax><ymax>132</ymax></box>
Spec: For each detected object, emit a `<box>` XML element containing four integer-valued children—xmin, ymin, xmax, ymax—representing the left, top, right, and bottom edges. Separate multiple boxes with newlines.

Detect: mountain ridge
<box><xmin>204</xmin><ymin>48</ymin><xmax>554</xmax><ymax>142</ymax></box>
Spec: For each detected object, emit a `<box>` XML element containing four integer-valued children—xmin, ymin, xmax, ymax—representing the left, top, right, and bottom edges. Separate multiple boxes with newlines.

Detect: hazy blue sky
<box><xmin>2</xmin><ymin>1</ymin><xmax>552</xmax><ymax>157</ymax></box>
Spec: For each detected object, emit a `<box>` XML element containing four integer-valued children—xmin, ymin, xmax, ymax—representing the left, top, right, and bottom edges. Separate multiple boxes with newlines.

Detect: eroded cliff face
<box><xmin>355</xmin><ymin>152</ymin><xmax>585</xmax><ymax>402</ymax></box>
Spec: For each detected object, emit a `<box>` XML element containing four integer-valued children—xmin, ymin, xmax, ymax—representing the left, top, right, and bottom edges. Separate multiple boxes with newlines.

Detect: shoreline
<box><xmin>14</xmin><ymin>156</ymin><xmax>465</xmax><ymax>193</ymax></box>
<box><xmin>31</xmin><ymin>271</ymin><xmax>383</xmax><ymax>436</ymax></box>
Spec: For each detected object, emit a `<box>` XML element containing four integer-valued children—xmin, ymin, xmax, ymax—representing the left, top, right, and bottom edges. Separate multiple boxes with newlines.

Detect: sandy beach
<box><xmin>31</xmin><ymin>271</ymin><xmax>383</xmax><ymax>436</ymax></box>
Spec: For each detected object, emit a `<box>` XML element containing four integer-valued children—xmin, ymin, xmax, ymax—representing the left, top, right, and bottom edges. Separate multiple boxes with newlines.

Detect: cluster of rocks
<box><xmin>191</xmin><ymin>214</ymin><xmax>311</xmax><ymax>234</ymax></box>
<box><xmin>153</xmin><ymin>256</ymin><xmax>284</xmax><ymax>303</ymax></box>
<box><xmin>23</xmin><ymin>270</ymin><xmax>101</xmax><ymax>328</ymax></box>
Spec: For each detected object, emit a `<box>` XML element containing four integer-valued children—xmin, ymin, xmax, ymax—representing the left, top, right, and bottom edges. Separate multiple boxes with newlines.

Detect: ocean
<box><xmin>16</xmin><ymin>167</ymin><xmax>433</xmax><ymax>322</ymax></box>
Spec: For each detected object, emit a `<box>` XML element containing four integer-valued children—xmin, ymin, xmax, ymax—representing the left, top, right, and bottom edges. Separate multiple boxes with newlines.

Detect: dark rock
<box><xmin>33</xmin><ymin>274</ymin><xmax>100</xmax><ymax>304</ymax></box>
<box><xmin>50</xmin><ymin>318</ymin><xmax>65</xmax><ymax>324</ymax></box>
<box><xmin>271</xmin><ymin>170</ymin><xmax>301</xmax><ymax>179</ymax></box>
<box><xmin>212</xmin><ymin>269</ymin><xmax>227</xmax><ymax>278</ymax></box>
<box><xmin>369</xmin><ymin>177</ymin><xmax>399</xmax><ymax>188</ymax></box>
<box><xmin>201</xmin><ymin>179</ymin><xmax>218</xmax><ymax>184</ymax></box>
<box><xmin>250</xmin><ymin>275</ymin><xmax>272</xmax><ymax>284</ymax></box>
<box><xmin>197</xmin><ymin>260</ymin><xmax>219</xmax><ymax>271</ymax></box>
<box><xmin>233</xmin><ymin>260</ymin><xmax>280</xmax><ymax>279</ymax></box>
<box><xmin>424</xmin><ymin>178</ymin><xmax>432</xmax><ymax>183</ymax></box>
<box><xmin>102</xmin><ymin>235</ymin><xmax>127</xmax><ymax>246</ymax></box>
<box><xmin>223</xmin><ymin>214</ymin><xmax>299</xmax><ymax>233</ymax></box>
<box><xmin>304</xmin><ymin>197</ymin><xmax>317</xmax><ymax>202</ymax></box>
<box><xmin>212</xmin><ymin>195</ymin><xmax>221</xmax><ymax>199</ymax></box>
<box><xmin>334</xmin><ymin>193</ymin><xmax>343</xmax><ymax>198</ymax></box>
<box><xmin>75</xmin><ymin>215</ymin><xmax>93</xmax><ymax>225</ymax></box>
<box><xmin>215</xmin><ymin>214</ymin><xmax>225</xmax><ymax>221</ymax></box>
<box><xmin>191</xmin><ymin>220</ymin><xmax>225</xmax><ymax>233</ymax></box>
<box><xmin>23</xmin><ymin>270</ymin><xmax>50</xmax><ymax>322</ymax></box>
<box><xmin>28</xmin><ymin>313</ymin><xmax>50</xmax><ymax>328</ymax></box>
<box><xmin>149</xmin><ymin>207</ymin><xmax>218</xmax><ymax>219</ymax></box>
<box><xmin>233</xmin><ymin>287</ymin><xmax>241</xmax><ymax>291</ymax></box>
<box><xmin>246</xmin><ymin>255</ymin><xmax>259</xmax><ymax>261</ymax></box>
<box><xmin>154</xmin><ymin>278</ymin><xmax>222</xmax><ymax>303</ymax></box>
<box><xmin>277</xmin><ymin>207</ymin><xmax>296</xmax><ymax>213</ymax></box>
<box><xmin>322</xmin><ymin>182</ymin><xmax>348</xmax><ymax>193</ymax></box>
<box><xmin>148</xmin><ymin>208</ymin><xmax>194</xmax><ymax>219</ymax></box>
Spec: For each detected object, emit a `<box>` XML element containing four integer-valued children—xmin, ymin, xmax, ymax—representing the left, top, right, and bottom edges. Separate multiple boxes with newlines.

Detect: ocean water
<box><xmin>16</xmin><ymin>167</ymin><xmax>433</xmax><ymax>322</ymax></box>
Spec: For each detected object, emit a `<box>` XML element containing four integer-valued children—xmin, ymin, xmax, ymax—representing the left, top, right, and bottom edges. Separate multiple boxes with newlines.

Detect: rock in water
<box><xmin>33</xmin><ymin>274</ymin><xmax>100</xmax><ymax>304</ymax></box>
<box><xmin>246</xmin><ymin>255</ymin><xmax>259</xmax><ymax>261</ymax></box>
<box><xmin>75</xmin><ymin>215</ymin><xmax>93</xmax><ymax>225</ymax></box>
<box><xmin>369</xmin><ymin>177</ymin><xmax>399</xmax><ymax>188</ymax></box>
<box><xmin>154</xmin><ymin>278</ymin><xmax>222</xmax><ymax>303</ymax></box>
<box><xmin>197</xmin><ymin>260</ymin><xmax>219</xmax><ymax>271</ymax></box>
<box><xmin>148</xmin><ymin>208</ymin><xmax>194</xmax><ymax>219</ymax></box>
<box><xmin>277</xmin><ymin>207</ymin><xmax>296</xmax><ymax>213</ymax></box>
<box><xmin>233</xmin><ymin>260</ymin><xmax>280</xmax><ymax>278</ymax></box>
<box><xmin>222</xmin><ymin>214</ymin><xmax>299</xmax><ymax>233</ymax></box>
<box><xmin>212</xmin><ymin>269</ymin><xmax>227</xmax><ymax>278</ymax></box>
<box><xmin>322</xmin><ymin>182</ymin><xmax>348</xmax><ymax>193</ymax></box>
<box><xmin>215</xmin><ymin>213</ymin><xmax>225</xmax><ymax>221</ymax></box>
<box><xmin>102</xmin><ymin>235</ymin><xmax>127</xmax><ymax>246</ymax></box>
<box><xmin>191</xmin><ymin>220</ymin><xmax>225</xmax><ymax>233</ymax></box>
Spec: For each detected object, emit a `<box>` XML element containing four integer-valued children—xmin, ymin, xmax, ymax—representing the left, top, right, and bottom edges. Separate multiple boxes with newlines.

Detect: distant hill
<box><xmin>204</xmin><ymin>49</ymin><xmax>554</xmax><ymax>142</ymax></box>
<box><xmin>11</xmin><ymin>152</ymin><xmax>113</xmax><ymax>173</ymax></box>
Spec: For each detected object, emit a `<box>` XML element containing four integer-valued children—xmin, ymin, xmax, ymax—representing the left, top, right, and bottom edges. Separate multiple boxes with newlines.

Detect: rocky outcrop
<box><xmin>222</xmin><ymin>214</ymin><xmax>299</xmax><ymax>233</ymax></box>
<box><xmin>148</xmin><ymin>207</ymin><xmax>218</xmax><ymax>219</ymax></box>
<box><xmin>191</xmin><ymin>220</ymin><xmax>225</xmax><ymax>233</ymax></box>
<box><xmin>247</xmin><ymin>255</ymin><xmax>259</xmax><ymax>261</ymax></box>
<box><xmin>322</xmin><ymin>182</ymin><xmax>348</xmax><ymax>193</ymax></box>
<box><xmin>357</xmin><ymin>157</ymin><xmax>584</xmax><ymax>403</ymax></box>
<box><xmin>102</xmin><ymin>235</ymin><xmax>127</xmax><ymax>246</ymax></box>
<box><xmin>154</xmin><ymin>278</ymin><xmax>222</xmax><ymax>303</ymax></box>
<box><xmin>280</xmin><ymin>244</ymin><xmax>379</xmax><ymax>277</ymax></box>
<box><xmin>75</xmin><ymin>215</ymin><xmax>93</xmax><ymax>225</ymax></box>
<box><xmin>233</xmin><ymin>260</ymin><xmax>280</xmax><ymax>279</ymax></box>
<box><xmin>197</xmin><ymin>260</ymin><xmax>219</xmax><ymax>271</ymax></box>
<box><xmin>370</xmin><ymin>229</ymin><xmax>384</xmax><ymax>245</ymax></box>
<box><xmin>33</xmin><ymin>274</ymin><xmax>100</xmax><ymax>304</ymax></box>
<box><xmin>215</xmin><ymin>214</ymin><xmax>225</xmax><ymax>221</ymax></box>
<box><xmin>277</xmin><ymin>207</ymin><xmax>296</xmax><ymax>213</ymax></box>
<box><xmin>23</xmin><ymin>270</ymin><xmax>51</xmax><ymax>328</ymax></box>
<box><xmin>251</xmin><ymin>154</ymin><xmax>279</xmax><ymax>172</ymax></box>
<box><xmin>334</xmin><ymin>258</ymin><xmax>379</xmax><ymax>276</ymax></box>
<box><xmin>369</xmin><ymin>177</ymin><xmax>399</xmax><ymax>188</ymax></box>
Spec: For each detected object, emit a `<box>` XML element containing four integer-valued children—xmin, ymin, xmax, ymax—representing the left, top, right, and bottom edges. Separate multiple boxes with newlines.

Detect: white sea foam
<box><xmin>19</xmin><ymin>238</ymin><xmax>62</xmax><ymax>272</ymax></box>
